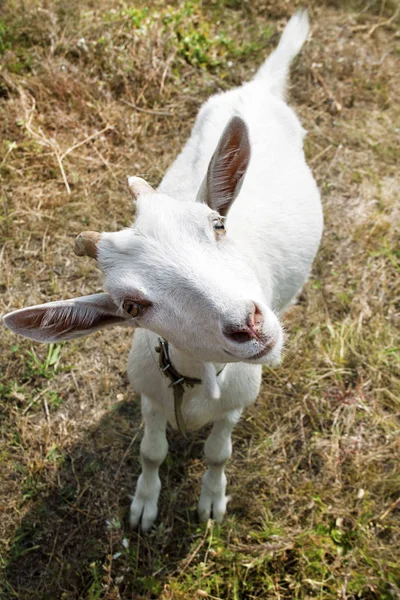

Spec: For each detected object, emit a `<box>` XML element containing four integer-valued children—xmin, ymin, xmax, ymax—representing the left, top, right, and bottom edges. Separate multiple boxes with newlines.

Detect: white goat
<box><xmin>3</xmin><ymin>11</ymin><xmax>323</xmax><ymax>531</ymax></box>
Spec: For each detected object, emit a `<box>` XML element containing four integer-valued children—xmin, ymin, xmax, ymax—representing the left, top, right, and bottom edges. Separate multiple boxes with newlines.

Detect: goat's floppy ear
<box><xmin>2</xmin><ymin>293</ymin><xmax>130</xmax><ymax>343</ymax></box>
<box><xmin>197</xmin><ymin>115</ymin><xmax>251</xmax><ymax>216</ymax></box>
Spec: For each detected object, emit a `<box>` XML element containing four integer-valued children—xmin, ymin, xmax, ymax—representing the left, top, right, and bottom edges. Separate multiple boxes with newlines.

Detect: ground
<box><xmin>0</xmin><ymin>1</ymin><xmax>399</xmax><ymax>599</ymax></box>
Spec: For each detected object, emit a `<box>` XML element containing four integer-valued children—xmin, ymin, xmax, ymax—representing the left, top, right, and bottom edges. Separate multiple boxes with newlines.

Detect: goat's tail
<box><xmin>254</xmin><ymin>9</ymin><xmax>309</xmax><ymax>97</ymax></box>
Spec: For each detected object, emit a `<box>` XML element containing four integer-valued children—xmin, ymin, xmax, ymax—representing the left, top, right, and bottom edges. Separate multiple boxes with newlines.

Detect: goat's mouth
<box><xmin>249</xmin><ymin>345</ymin><xmax>273</xmax><ymax>360</ymax></box>
<box><xmin>224</xmin><ymin>336</ymin><xmax>277</xmax><ymax>362</ymax></box>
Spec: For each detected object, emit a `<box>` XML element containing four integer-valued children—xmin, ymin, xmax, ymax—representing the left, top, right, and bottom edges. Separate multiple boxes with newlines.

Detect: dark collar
<box><xmin>155</xmin><ymin>338</ymin><xmax>202</xmax><ymax>389</ymax></box>
<box><xmin>154</xmin><ymin>338</ymin><xmax>226</xmax><ymax>438</ymax></box>
<box><xmin>155</xmin><ymin>338</ymin><xmax>201</xmax><ymax>438</ymax></box>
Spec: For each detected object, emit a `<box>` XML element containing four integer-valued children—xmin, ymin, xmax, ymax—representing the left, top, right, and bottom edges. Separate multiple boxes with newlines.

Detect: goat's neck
<box><xmin>168</xmin><ymin>344</ymin><xmax>225</xmax><ymax>400</ymax></box>
<box><xmin>168</xmin><ymin>344</ymin><xmax>223</xmax><ymax>378</ymax></box>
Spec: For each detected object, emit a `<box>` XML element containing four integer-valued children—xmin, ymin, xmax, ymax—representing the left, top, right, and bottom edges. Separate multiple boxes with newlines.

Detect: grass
<box><xmin>0</xmin><ymin>0</ymin><xmax>399</xmax><ymax>598</ymax></box>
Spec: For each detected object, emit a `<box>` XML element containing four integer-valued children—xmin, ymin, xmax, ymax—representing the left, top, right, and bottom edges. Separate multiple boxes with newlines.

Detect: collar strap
<box><xmin>155</xmin><ymin>338</ymin><xmax>202</xmax><ymax>389</ymax></box>
<box><xmin>155</xmin><ymin>338</ymin><xmax>201</xmax><ymax>438</ymax></box>
<box><xmin>155</xmin><ymin>338</ymin><xmax>226</xmax><ymax>438</ymax></box>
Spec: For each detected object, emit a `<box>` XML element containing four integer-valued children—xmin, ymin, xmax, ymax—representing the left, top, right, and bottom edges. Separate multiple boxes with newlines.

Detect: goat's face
<box><xmin>3</xmin><ymin>116</ymin><xmax>283</xmax><ymax>365</ymax></box>
<box><xmin>97</xmin><ymin>192</ymin><xmax>283</xmax><ymax>365</ymax></box>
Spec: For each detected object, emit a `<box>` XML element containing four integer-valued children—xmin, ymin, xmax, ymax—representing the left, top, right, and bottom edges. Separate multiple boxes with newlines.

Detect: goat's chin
<box><xmin>247</xmin><ymin>350</ymin><xmax>282</xmax><ymax>366</ymax></box>
<box><xmin>242</xmin><ymin>341</ymin><xmax>283</xmax><ymax>366</ymax></box>
<box><xmin>210</xmin><ymin>348</ymin><xmax>282</xmax><ymax>366</ymax></box>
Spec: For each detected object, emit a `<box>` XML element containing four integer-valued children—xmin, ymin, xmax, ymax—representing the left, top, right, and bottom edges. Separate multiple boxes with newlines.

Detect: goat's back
<box><xmin>159</xmin><ymin>80</ymin><xmax>322</xmax><ymax>311</ymax></box>
<box><xmin>158</xmin><ymin>13</ymin><xmax>322</xmax><ymax>312</ymax></box>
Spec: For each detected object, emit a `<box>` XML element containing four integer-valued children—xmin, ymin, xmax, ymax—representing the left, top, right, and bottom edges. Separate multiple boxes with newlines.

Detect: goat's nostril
<box><xmin>223</xmin><ymin>302</ymin><xmax>265</xmax><ymax>344</ymax></box>
<box><xmin>225</xmin><ymin>330</ymin><xmax>252</xmax><ymax>344</ymax></box>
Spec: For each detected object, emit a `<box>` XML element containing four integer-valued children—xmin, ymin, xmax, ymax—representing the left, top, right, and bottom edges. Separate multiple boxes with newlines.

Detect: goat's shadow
<box><xmin>3</xmin><ymin>397</ymin><xmax>218</xmax><ymax>600</ymax></box>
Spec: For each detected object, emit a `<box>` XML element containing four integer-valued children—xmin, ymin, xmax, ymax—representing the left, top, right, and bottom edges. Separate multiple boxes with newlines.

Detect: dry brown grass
<box><xmin>0</xmin><ymin>1</ymin><xmax>399</xmax><ymax>599</ymax></box>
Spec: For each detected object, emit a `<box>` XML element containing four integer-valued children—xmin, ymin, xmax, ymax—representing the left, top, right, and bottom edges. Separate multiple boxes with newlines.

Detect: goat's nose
<box><xmin>223</xmin><ymin>302</ymin><xmax>264</xmax><ymax>344</ymax></box>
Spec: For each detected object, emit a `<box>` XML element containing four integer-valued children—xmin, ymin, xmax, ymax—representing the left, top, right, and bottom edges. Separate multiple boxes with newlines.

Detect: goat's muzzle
<box><xmin>74</xmin><ymin>231</ymin><xmax>101</xmax><ymax>259</ymax></box>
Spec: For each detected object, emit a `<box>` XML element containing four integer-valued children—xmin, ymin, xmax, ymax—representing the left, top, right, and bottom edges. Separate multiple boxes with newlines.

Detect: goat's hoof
<box><xmin>197</xmin><ymin>492</ymin><xmax>229</xmax><ymax>523</ymax></box>
<box><xmin>129</xmin><ymin>496</ymin><xmax>158</xmax><ymax>532</ymax></box>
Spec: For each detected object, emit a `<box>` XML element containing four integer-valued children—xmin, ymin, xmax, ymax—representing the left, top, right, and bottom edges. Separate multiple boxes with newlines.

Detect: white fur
<box><xmin>2</xmin><ymin>11</ymin><xmax>323</xmax><ymax>530</ymax></box>
<box><xmin>127</xmin><ymin>11</ymin><xmax>322</xmax><ymax>529</ymax></box>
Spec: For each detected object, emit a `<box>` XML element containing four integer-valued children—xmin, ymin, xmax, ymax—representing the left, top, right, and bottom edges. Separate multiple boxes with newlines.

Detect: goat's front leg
<box><xmin>198</xmin><ymin>409</ymin><xmax>241</xmax><ymax>523</ymax></box>
<box><xmin>130</xmin><ymin>395</ymin><xmax>168</xmax><ymax>532</ymax></box>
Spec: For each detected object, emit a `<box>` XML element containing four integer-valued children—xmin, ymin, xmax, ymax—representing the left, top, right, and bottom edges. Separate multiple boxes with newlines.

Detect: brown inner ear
<box><xmin>207</xmin><ymin>116</ymin><xmax>251</xmax><ymax>216</ymax></box>
<box><xmin>11</xmin><ymin>307</ymin><xmax>47</xmax><ymax>330</ymax></box>
<box><xmin>11</xmin><ymin>306</ymin><xmax>124</xmax><ymax>336</ymax></box>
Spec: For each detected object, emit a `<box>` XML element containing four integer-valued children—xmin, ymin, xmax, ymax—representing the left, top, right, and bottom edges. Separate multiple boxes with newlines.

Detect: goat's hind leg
<box><xmin>198</xmin><ymin>409</ymin><xmax>241</xmax><ymax>523</ymax></box>
<box><xmin>130</xmin><ymin>395</ymin><xmax>168</xmax><ymax>532</ymax></box>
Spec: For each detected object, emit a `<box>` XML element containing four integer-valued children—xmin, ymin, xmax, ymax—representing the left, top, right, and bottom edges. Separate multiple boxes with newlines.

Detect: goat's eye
<box><xmin>212</xmin><ymin>218</ymin><xmax>226</xmax><ymax>235</ymax></box>
<box><xmin>122</xmin><ymin>300</ymin><xmax>141</xmax><ymax>317</ymax></box>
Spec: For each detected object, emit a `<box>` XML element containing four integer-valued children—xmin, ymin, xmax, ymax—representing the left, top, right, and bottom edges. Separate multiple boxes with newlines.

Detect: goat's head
<box><xmin>3</xmin><ymin>117</ymin><xmax>283</xmax><ymax>365</ymax></box>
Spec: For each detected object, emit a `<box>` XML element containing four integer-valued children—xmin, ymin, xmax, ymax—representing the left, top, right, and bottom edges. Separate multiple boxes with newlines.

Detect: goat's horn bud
<box><xmin>74</xmin><ymin>231</ymin><xmax>101</xmax><ymax>259</ymax></box>
<box><xmin>127</xmin><ymin>176</ymin><xmax>155</xmax><ymax>200</ymax></box>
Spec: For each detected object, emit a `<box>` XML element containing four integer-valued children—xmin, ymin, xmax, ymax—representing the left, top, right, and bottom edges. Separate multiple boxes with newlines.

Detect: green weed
<box><xmin>0</xmin><ymin>19</ymin><xmax>9</xmax><ymax>54</ymax></box>
<box><xmin>24</xmin><ymin>344</ymin><xmax>62</xmax><ymax>378</ymax></box>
